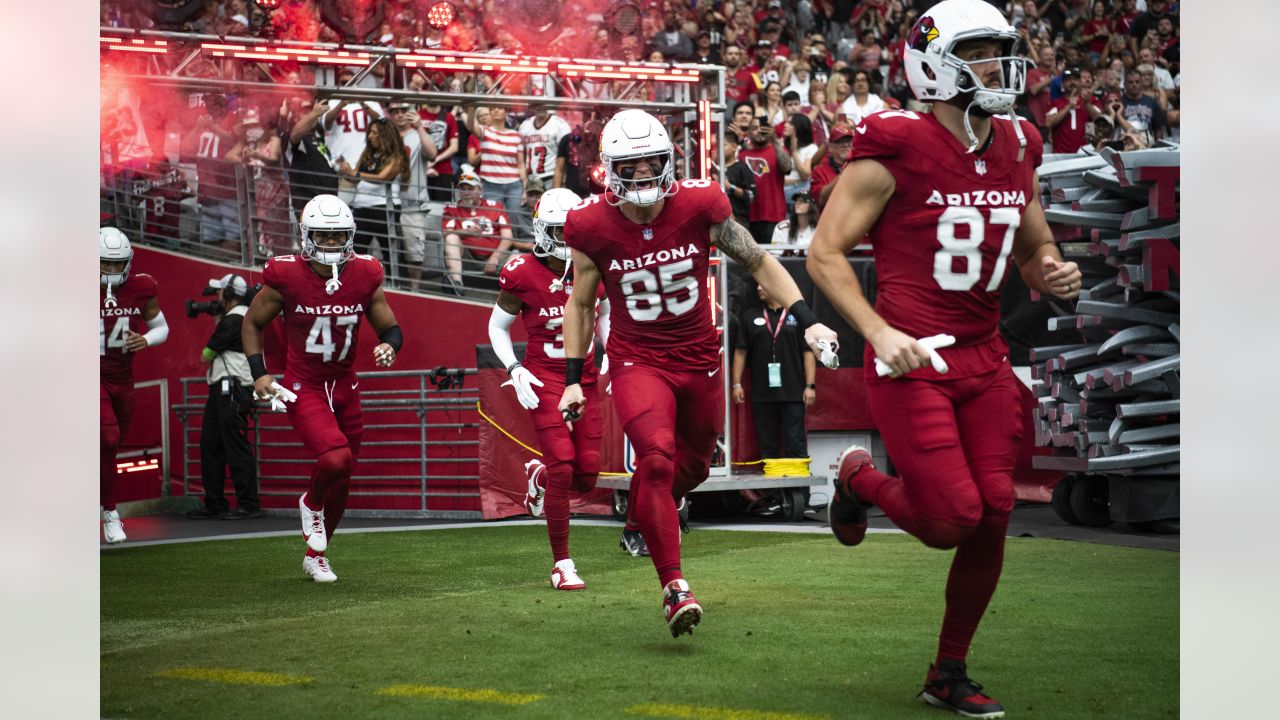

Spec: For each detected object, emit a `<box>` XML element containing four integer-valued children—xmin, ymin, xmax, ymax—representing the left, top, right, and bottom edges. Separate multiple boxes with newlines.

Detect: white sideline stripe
<box><xmin>101</xmin><ymin>519</ymin><xmax>905</xmax><ymax>549</ymax></box>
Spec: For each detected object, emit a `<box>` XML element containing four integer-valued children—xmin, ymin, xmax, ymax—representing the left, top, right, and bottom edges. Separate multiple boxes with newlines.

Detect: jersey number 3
<box><xmin>933</xmin><ymin>207</ymin><xmax>1021</xmax><ymax>292</ymax></box>
<box><xmin>305</xmin><ymin>315</ymin><xmax>359</xmax><ymax>362</ymax></box>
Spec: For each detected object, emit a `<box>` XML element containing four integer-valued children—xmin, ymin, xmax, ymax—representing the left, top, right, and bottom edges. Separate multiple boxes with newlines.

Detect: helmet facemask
<box><xmin>301</xmin><ymin>228</ymin><xmax>355</xmax><ymax>267</ymax></box>
<box><xmin>605</xmin><ymin>150</ymin><xmax>676</xmax><ymax>207</ymax></box>
<box><xmin>532</xmin><ymin>219</ymin><xmax>571</xmax><ymax>263</ymax></box>
<box><xmin>100</xmin><ymin>258</ymin><xmax>130</xmax><ymax>289</ymax></box>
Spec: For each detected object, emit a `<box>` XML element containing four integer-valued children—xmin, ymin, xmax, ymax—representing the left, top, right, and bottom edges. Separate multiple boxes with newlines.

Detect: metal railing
<box><xmin>172</xmin><ymin>368</ymin><xmax>482</xmax><ymax>518</ymax></box>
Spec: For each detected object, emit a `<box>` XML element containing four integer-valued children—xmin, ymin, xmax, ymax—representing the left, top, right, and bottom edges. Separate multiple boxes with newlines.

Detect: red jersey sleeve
<box><xmin>263</xmin><ymin>255</ymin><xmax>288</xmax><ymax>290</ymax></box>
<box><xmin>696</xmin><ymin>182</ymin><xmax>733</xmax><ymax>225</ymax></box>
<box><xmin>849</xmin><ymin>112</ymin><xmax>908</xmax><ymax>163</ymax></box>
<box><xmin>498</xmin><ymin>255</ymin><xmax>525</xmax><ymax>294</ymax></box>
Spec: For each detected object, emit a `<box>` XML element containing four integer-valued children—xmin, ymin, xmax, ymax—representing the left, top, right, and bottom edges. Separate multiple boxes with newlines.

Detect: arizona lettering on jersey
<box><xmin>850</xmin><ymin>110</ymin><xmax>1043</xmax><ymax>347</ymax></box>
<box><xmin>564</xmin><ymin>180</ymin><xmax>731</xmax><ymax>371</ymax></box>
<box><xmin>499</xmin><ymin>254</ymin><xmax>604</xmax><ymax>384</ymax></box>
<box><xmin>100</xmin><ymin>273</ymin><xmax>159</xmax><ymax>384</ymax></box>
<box><xmin>263</xmin><ymin>254</ymin><xmax>384</xmax><ymax>382</ymax></box>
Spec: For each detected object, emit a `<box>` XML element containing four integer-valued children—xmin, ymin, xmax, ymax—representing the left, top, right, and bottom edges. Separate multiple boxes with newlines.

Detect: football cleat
<box><xmin>829</xmin><ymin>445</ymin><xmax>873</xmax><ymax>547</ymax></box>
<box><xmin>921</xmin><ymin>661</ymin><xmax>1006</xmax><ymax>718</ymax></box>
<box><xmin>523</xmin><ymin>459</ymin><xmax>548</xmax><ymax>517</ymax></box>
<box><xmin>619</xmin><ymin>528</ymin><xmax>650</xmax><ymax>557</ymax></box>
<box><xmin>550</xmin><ymin>559</ymin><xmax>586</xmax><ymax>591</ymax></box>
<box><xmin>662</xmin><ymin>579</ymin><xmax>702</xmax><ymax>637</ymax></box>
<box><xmin>102</xmin><ymin>509</ymin><xmax>127</xmax><ymax>545</ymax></box>
<box><xmin>303</xmin><ymin>554</ymin><xmax>338</xmax><ymax>583</ymax></box>
<box><xmin>299</xmin><ymin>493</ymin><xmax>328</xmax><ymax>553</ymax></box>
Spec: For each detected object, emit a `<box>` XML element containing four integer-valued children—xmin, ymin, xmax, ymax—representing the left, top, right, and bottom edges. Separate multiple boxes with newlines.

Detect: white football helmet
<box><xmin>599</xmin><ymin>109</ymin><xmax>676</xmax><ymax>206</ymax></box>
<box><xmin>299</xmin><ymin>194</ymin><xmax>356</xmax><ymax>265</ymax></box>
<box><xmin>904</xmin><ymin>0</ymin><xmax>1028</xmax><ymax>115</ymax></box>
<box><xmin>532</xmin><ymin>188</ymin><xmax>582</xmax><ymax>262</ymax></box>
<box><xmin>100</xmin><ymin>227</ymin><xmax>133</xmax><ymax>287</ymax></box>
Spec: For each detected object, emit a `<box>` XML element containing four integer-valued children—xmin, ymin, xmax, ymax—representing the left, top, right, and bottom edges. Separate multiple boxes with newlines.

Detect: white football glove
<box><xmin>598</xmin><ymin>353</ymin><xmax>609</xmax><ymax>376</ymax></box>
<box><xmin>267</xmin><ymin>381</ymin><xmax>298</xmax><ymax>412</ymax></box>
<box><xmin>816</xmin><ymin>339</ymin><xmax>840</xmax><ymax>369</ymax></box>
<box><xmin>874</xmin><ymin>334</ymin><xmax>956</xmax><ymax>377</ymax></box>
<box><xmin>501</xmin><ymin>366</ymin><xmax>545</xmax><ymax>410</ymax></box>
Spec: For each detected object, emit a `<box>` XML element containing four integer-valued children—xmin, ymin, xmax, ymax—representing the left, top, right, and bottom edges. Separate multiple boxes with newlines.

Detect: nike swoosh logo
<box><xmin>708</xmin><ymin>367</ymin><xmax>720</xmax><ymax>377</ymax></box>
<box><xmin>352</xmin><ymin>383</ymin><xmax>359</xmax><ymax>390</ymax></box>
<box><xmin>856</xmin><ymin>125</ymin><xmax>867</xmax><ymax>134</ymax></box>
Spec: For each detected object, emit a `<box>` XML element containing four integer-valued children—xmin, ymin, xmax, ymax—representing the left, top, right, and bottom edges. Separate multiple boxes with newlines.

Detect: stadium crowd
<box><xmin>101</xmin><ymin>0</ymin><xmax>1180</xmax><ymax>291</ymax></box>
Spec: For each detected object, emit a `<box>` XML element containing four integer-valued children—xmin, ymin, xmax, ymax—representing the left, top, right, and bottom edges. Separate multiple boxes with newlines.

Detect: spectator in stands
<box><xmin>738</xmin><ymin>114</ymin><xmax>793</xmax><ymax>245</ymax></box>
<box><xmin>743</xmin><ymin>40</ymin><xmax>778</xmax><ymax>102</ymax></box>
<box><xmin>554</xmin><ymin>124</ymin><xmax>590</xmax><ymax>197</ymax></box>
<box><xmin>180</xmin><ymin>92</ymin><xmax>240</xmax><ymax>256</ymax></box>
<box><xmin>1138</xmin><ymin>47</ymin><xmax>1176</xmax><ymax>91</ymax></box>
<box><xmin>1026</xmin><ymin>46</ymin><xmax>1056</xmax><ymax>131</ymax></box>
<box><xmin>1045</xmin><ymin>68</ymin><xmax>1102</xmax><ymax>154</ymax></box>
<box><xmin>731</xmin><ymin>101</ymin><xmax>756</xmax><ymax>140</ymax></box>
<box><xmin>849</xmin><ymin>27</ymin><xmax>885</xmax><ymax>79</ymax></box>
<box><xmin>417</xmin><ymin>97</ymin><xmax>458</xmax><ymax>203</ymax></box>
<box><xmin>826</xmin><ymin>70</ymin><xmax>852</xmax><ymax>110</ymax></box>
<box><xmin>809</xmin><ymin>124</ymin><xmax>853</xmax><ymax>211</ymax></box>
<box><xmin>783</xmin><ymin>59</ymin><xmax>812</xmax><ymax>100</ymax></box>
<box><xmin>724</xmin><ymin>44</ymin><xmax>753</xmax><ymax>104</ymax></box>
<box><xmin>285</xmin><ymin>95</ymin><xmax>339</xmax><ymax>219</ymax></box>
<box><xmin>513</xmin><ymin>177</ymin><xmax>546</xmax><ymax>246</ymax></box>
<box><xmin>441</xmin><ymin>170</ymin><xmax>515</xmax><ymax>295</ymax></box>
<box><xmin>1080</xmin><ymin>1</ymin><xmax>1112</xmax><ymax>65</ymax></box>
<box><xmin>693</xmin><ymin>29</ymin><xmax>720</xmax><ymax>64</ymax></box>
<box><xmin>464</xmin><ymin>106</ymin><xmax>487</xmax><ymax>168</ymax></box>
<box><xmin>841</xmin><ymin>69</ymin><xmax>886</xmax><ymax>126</ymax></box>
<box><xmin>187</xmin><ymin>273</ymin><xmax>260</xmax><ymax>520</ymax></box>
<box><xmin>323</xmin><ymin>72</ymin><xmax>383</xmax><ymax>204</ymax></box>
<box><xmin>1120</xmin><ymin>64</ymin><xmax>1165</xmax><ymax>144</ymax></box>
<box><xmin>518</xmin><ymin>103</ymin><xmax>571</xmax><ymax>191</ymax></box>
<box><xmin>802</xmin><ymin>83</ymin><xmax>838</xmax><ymax>146</ymax></box>
<box><xmin>771</xmin><ymin>192</ymin><xmax>818</xmax><ymax>247</ymax></box>
<box><xmin>782</xmin><ymin>113</ymin><xmax>818</xmax><ymax>205</ymax></box>
<box><xmin>652</xmin><ymin>8</ymin><xmax>694</xmax><ymax>61</ymax></box>
<box><xmin>464</xmin><ymin>105</ymin><xmax>523</xmax><ymax>219</ymax></box>
<box><xmin>226</xmin><ymin>108</ymin><xmax>291</xmax><ymax>258</ymax></box>
<box><xmin>337</xmin><ymin>117</ymin><xmax>408</xmax><ymax>260</ymax></box>
<box><xmin>756</xmin><ymin>82</ymin><xmax>787</xmax><ymax>126</ymax></box>
<box><xmin>1128</xmin><ymin>0</ymin><xmax>1174</xmax><ymax>55</ymax></box>
<box><xmin>1135</xmin><ymin>63</ymin><xmax>1170</xmax><ymax>117</ymax></box>
<box><xmin>720</xmin><ymin>131</ymin><xmax>756</xmax><ymax>229</ymax></box>
<box><xmin>389</xmin><ymin>100</ymin><xmax>439</xmax><ymax>292</ymax></box>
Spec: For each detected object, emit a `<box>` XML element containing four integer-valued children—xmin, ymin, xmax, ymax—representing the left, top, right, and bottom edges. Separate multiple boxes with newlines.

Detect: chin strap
<box><xmin>325</xmin><ymin>262</ymin><xmax>342</xmax><ymax>295</ymax></box>
<box><xmin>549</xmin><ymin>258</ymin><xmax>572</xmax><ymax>293</ymax></box>
<box><xmin>1009</xmin><ymin>111</ymin><xmax>1027</xmax><ymax>163</ymax></box>
<box><xmin>103</xmin><ymin>281</ymin><xmax>117</xmax><ymax>308</ymax></box>
<box><xmin>961</xmin><ymin>99</ymin><xmax>980</xmax><ymax>154</ymax></box>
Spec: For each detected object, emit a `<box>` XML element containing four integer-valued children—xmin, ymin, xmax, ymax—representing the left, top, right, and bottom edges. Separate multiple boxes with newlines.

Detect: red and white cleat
<box><xmin>523</xmin><ymin>459</ymin><xmax>548</xmax><ymax>517</ymax></box>
<box><xmin>662</xmin><ymin>579</ymin><xmax>702</xmax><ymax>637</ymax></box>
<box><xmin>550</xmin><ymin>559</ymin><xmax>586</xmax><ymax>591</ymax></box>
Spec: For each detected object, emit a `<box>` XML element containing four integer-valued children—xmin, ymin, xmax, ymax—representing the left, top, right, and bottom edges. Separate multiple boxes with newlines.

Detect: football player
<box><xmin>100</xmin><ymin>227</ymin><xmax>168</xmax><ymax>544</ymax></box>
<box><xmin>242</xmin><ymin>194</ymin><xmax>403</xmax><ymax>583</ymax></box>
<box><xmin>807</xmin><ymin>1</ymin><xmax>1082</xmax><ymax>716</ymax></box>
<box><xmin>487</xmin><ymin>187</ymin><xmax>619</xmax><ymax>590</ymax></box>
<box><xmin>557</xmin><ymin>109</ymin><xmax>838</xmax><ymax>637</ymax></box>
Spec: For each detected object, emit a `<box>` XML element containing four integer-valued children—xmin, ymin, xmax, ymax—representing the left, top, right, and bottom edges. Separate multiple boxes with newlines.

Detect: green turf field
<box><xmin>101</xmin><ymin>526</ymin><xmax>1177</xmax><ymax>719</ymax></box>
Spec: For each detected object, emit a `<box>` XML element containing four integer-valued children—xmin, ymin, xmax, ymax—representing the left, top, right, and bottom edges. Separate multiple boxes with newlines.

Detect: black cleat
<box><xmin>619</xmin><ymin>529</ymin><xmax>650</xmax><ymax>557</ymax></box>
<box><xmin>920</xmin><ymin>661</ymin><xmax>1006</xmax><ymax>719</ymax></box>
<box><xmin>829</xmin><ymin>445</ymin><xmax>872</xmax><ymax>546</ymax></box>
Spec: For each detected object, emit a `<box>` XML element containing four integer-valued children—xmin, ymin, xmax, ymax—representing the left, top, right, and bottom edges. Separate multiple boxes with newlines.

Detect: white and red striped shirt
<box><xmin>478</xmin><ymin>125</ymin><xmax>521</xmax><ymax>185</ymax></box>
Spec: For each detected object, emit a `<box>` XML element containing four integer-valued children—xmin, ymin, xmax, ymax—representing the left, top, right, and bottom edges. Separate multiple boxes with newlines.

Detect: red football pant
<box><xmin>100</xmin><ymin>381</ymin><xmax>135</xmax><ymax>511</ymax></box>
<box><xmin>286</xmin><ymin>374</ymin><xmax>365</xmax><ymax>542</ymax></box>
<box><xmin>610</xmin><ymin>363</ymin><xmax>724</xmax><ymax>588</ymax></box>
<box><xmin>530</xmin><ymin>380</ymin><xmax>602</xmax><ymax>563</ymax></box>
<box><xmin>853</xmin><ymin>364</ymin><xmax>1023</xmax><ymax>664</ymax></box>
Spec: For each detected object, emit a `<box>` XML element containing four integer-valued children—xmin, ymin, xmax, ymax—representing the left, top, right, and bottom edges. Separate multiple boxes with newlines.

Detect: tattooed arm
<box><xmin>710</xmin><ymin>217</ymin><xmax>803</xmax><ymax>308</ymax></box>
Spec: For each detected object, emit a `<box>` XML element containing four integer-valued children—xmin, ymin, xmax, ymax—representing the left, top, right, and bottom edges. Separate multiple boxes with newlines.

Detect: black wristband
<box><xmin>789</xmin><ymin>300</ymin><xmax>819</xmax><ymax>330</ymax></box>
<box><xmin>248</xmin><ymin>353</ymin><xmax>269</xmax><ymax>381</ymax></box>
<box><xmin>565</xmin><ymin>358</ymin><xmax>585</xmax><ymax>386</ymax></box>
<box><xmin>506</xmin><ymin>361</ymin><xmax>523</xmax><ymax>375</ymax></box>
<box><xmin>378</xmin><ymin>324</ymin><xmax>404</xmax><ymax>352</ymax></box>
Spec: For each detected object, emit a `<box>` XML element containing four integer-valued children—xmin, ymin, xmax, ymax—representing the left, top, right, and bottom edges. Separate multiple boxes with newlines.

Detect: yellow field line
<box><xmin>625</xmin><ymin>703</ymin><xmax>829</xmax><ymax>720</ymax></box>
<box><xmin>154</xmin><ymin>667</ymin><xmax>312</xmax><ymax>686</ymax></box>
<box><xmin>377</xmin><ymin>684</ymin><xmax>545</xmax><ymax>706</ymax></box>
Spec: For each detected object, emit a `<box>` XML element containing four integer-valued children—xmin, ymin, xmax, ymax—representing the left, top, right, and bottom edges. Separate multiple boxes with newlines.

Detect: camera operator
<box><xmin>186</xmin><ymin>274</ymin><xmax>261</xmax><ymax>520</ymax></box>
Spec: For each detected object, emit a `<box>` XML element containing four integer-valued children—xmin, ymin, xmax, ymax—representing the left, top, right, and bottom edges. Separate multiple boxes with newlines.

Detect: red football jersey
<box><xmin>262</xmin><ymin>254</ymin><xmax>384</xmax><ymax>382</ymax></box>
<box><xmin>849</xmin><ymin>111</ymin><xmax>1043</xmax><ymax>346</ymax></box>
<box><xmin>498</xmin><ymin>254</ymin><xmax>604</xmax><ymax>384</ymax></box>
<box><xmin>100</xmin><ymin>273</ymin><xmax>158</xmax><ymax>384</ymax></box>
<box><xmin>564</xmin><ymin>181</ymin><xmax>731</xmax><ymax>371</ymax></box>
<box><xmin>442</xmin><ymin>200</ymin><xmax>510</xmax><ymax>259</ymax></box>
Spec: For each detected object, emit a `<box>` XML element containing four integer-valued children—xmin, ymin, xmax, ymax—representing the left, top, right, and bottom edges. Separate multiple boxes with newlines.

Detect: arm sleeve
<box><xmin>488</xmin><ymin>305</ymin><xmax>521</xmax><ymax>372</ymax></box>
<box><xmin>142</xmin><ymin>311</ymin><xmax>169</xmax><ymax>346</ymax></box>
<box><xmin>595</xmin><ymin>296</ymin><xmax>611</xmax><ymax>349</ymax></box>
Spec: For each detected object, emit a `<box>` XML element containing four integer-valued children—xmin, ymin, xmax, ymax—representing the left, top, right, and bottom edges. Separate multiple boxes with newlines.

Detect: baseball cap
<box><xmin>457</xmin><ymin>171</ymin><xmax>482</xmax><ymax>187</ymax></box>
<box><xmin>828</xmin><ymin>126</ymin><xmax>854</xmax><ymax>142</ymax></box>
<box><xmin>208</xmin><ymin>273</ymin><xmax>248</xmax><ymax>298</ymax></box>
<box><xmin>755</xmin><ymin>39</ymin><xmax>773</xmax><ymax>50</ymax></box>
<box><xmin>768</xmin><ymin>0</ymin><xmax>783</xmax><ymax>7</ymax></box>
<box><xmin>387</xmin><ymin>99</ymin><xmax>413</xmax><ymax>109</ymax></box>
<box><xmin>525</xmin><ymin>177</ymin><xmax>547</xmax><ymax>194</ymax></box>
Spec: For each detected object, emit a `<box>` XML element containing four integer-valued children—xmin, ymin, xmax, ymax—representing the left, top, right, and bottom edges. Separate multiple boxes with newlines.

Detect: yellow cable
<box><xmin>762</xmin><ymin>458</ymin><xmax>813</xmax><ymax>477</ymax></box>
<box><xmin>474</xmin><ymin>401</ymin><xmax>542</xmax><ymax>457</ymax></box>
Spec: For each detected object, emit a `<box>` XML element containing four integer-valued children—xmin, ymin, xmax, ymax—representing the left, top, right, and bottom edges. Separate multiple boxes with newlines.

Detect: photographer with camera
<box><xmin>187</xmin><ymin>274</ymin><xmax>262</xmax><ymax>520</ymax></box>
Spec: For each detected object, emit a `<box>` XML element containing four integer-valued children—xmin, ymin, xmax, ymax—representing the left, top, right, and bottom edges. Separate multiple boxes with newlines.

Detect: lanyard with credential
<box><xmin>761</xmin><ymin>308</ymin><xmax>788</xmax><ymax>362</ymax></box>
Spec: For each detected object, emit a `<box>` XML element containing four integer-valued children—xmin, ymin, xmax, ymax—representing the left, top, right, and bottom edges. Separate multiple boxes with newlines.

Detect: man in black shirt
<box><xmin>285</xmin><ymin>95</ymin><xmax>340</xmax><ymax>217</ymax></box>
<box><xmin>187</xmin><ymin>274</ymin><xmax>261</xmax><ymax>520</ymax></box>
<box><xmin>731</xmin><ymin>282</ymin><xmax>816</xmax><ymax>460</ymax></box>
<box><xmin>721</xmin><ymin>131</ymin><xmax>756</xmax><ymax>229</ymax></box>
